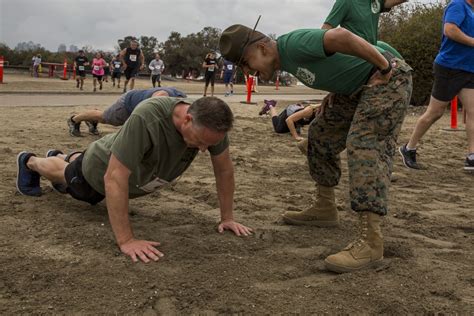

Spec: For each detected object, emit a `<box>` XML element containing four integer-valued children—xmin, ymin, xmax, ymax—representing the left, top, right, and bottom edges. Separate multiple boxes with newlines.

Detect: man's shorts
<box><xmin>112</xmin><ymin>71</ymin><xmax>121</xmax><ymax>79</ymax></box>
<box><xmin>223</xmin><ymin>72</ymin><xmax>233</xmax><ymax>84</ymax></box>
<box><xmin>65</xmin><ymin>153</ymin><xmax>104</xmax><ymax>205</ymax></box>
<box><xmin>102</xmin><ymin>92</ymin><xmax>130</xmax><ymax>126</ymax></box>
<box><xmin>77</xmin><ymin>70</ymin><xmax>86</xmax><ymax>78</ymax></box>
<box><xmin>205</xmin><ymin>71</ymin><xmax>215</xmax><ymax>86</ymax></box>
<box><xmin>431</xmin><ymin>63</ymin><xmax>474</xmax><ymax>102</ymax></box>
<box><xmin>272</xmin><ymin>110</ymin><xmax>290</xmax><ymax>134</ymax></box>
<box><xmin>124</xmin><ymin>67</ymin><xmax>139</xmax><ymax>80</ymax></box>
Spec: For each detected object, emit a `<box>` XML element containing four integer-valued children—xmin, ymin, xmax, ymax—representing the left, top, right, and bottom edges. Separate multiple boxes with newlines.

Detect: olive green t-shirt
<box><xmin>276</xmin><ymin>29</ymin><xmax>401</xmax><ymax>95</ymax></box>
<box><xmin>82</xmin><ymin>97</ymin><xmax>229</xmax><ymax>198</ymax></box>
<box><xmin>324</xmin><ymin>0</ymin><xmax>387</xmax><ymax>45</ymax></box>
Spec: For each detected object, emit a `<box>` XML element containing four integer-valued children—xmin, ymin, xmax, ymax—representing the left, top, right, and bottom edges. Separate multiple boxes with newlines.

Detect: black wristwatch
<box><xmin>379</xmin><ymin>51</ymin><xmax>395</xmax><ymax>75</ymax></box>
<box><xmin>379</xmin><ymin>61</ymin><xmax>392</xmax><ymax>75</ymax></box>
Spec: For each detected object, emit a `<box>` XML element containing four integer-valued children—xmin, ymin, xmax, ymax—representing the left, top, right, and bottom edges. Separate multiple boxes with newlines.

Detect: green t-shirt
<box><xmin>277</xmin><ymin>29</ymin><xmax>401</xmax><ymax>95</ymax></box>
<box><xmin>324</xmin><ymin>0</ymin><xmax>387</xmax><ymax>45</ymax></box>
<box><xmin>82</xmin><ymin>97</ymin><xmax>229</xmax><ymax>198</ymax></box>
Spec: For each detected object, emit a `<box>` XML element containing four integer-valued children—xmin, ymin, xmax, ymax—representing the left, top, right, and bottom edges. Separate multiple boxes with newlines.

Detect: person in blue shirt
<box><xmin>66</xmin><ymin>87</ymin><xmax>187</xmax><ymax>136</ymax></box>
<box><xmin>220</xmin><ymin>59</ymin><xmax>235</xmax><ymax>96</ymax></box>
<box><xmin>399</xmin><ymin>0</ymin><xmax>474</xmax><ymax>171</ymax></box>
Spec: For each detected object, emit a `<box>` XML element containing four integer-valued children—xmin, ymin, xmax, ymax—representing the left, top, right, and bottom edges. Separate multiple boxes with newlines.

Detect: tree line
<box><xmin>0</xmin><ymin>1</ymin><xmax>448</xmax><ymax>105</ymax></box>
<box><xmin>0</xmin><ymin>26</ymin><xmax>222</xmax><ymax>79</ymax></box>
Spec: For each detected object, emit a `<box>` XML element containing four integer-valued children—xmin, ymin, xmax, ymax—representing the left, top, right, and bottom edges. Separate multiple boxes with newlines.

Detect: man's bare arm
<box><xmin>384</xmin><ymin>0</ymin><xmax>408</xmax><ymax>9</ymax></box>
<box><xmin>321</xmin><ymin>23</ymin><xmax>334</xmax><ymax>30</ymax></box>
<box><xmin>444</xmin><ymin>23</ymin><xmax>474</xmax><ymax>47</ymax></box>
<box><xmin>104</xmin><ymin>154</ymin><xmax>163</xmax><ymax>263</ymax></box>
<box><xmin>119</xmin><ymin>48</ymin><xmax>127</xmax><ymax>69</ymax></box>
<box><xmin>210</xmin><ymin>148</ymin><xmax>252</xmax><ymax>236</ymax></box>
<box><xmin>323</xmin><ymin>28</ymin><xmax>391</xmax><ymax>86</ymax></box>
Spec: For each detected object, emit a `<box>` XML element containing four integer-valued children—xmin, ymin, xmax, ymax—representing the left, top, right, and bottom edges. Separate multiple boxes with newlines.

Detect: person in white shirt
<box><xmin>148</xmin><ymin>53</ymin><xmax>165</xmax><ymax>87</ymax></box>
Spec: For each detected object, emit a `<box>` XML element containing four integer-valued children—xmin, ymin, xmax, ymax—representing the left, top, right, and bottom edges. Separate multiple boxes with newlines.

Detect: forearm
<box><xmin>285</xmin><ymin>119</ymin><xmax>300</xmax><ymax>140</ymax></box>
<box><xmin>325</xmin><ymin>29</ymin><xmax>388</xmax><ymax>70</ymax></box>
<box><xmin>445</xmin><ymin>24</ymin><xmax>474</xmax><ymax>47</ymax></box>
<box><xmin>215</xmin><ymin>170</ymin><xmax>235</xmax><ymax>221</ymax></box>
<box><xmin>105</xmin><ymin>177</ymin><xmax>134</xmax><ymax>245</ymax></box>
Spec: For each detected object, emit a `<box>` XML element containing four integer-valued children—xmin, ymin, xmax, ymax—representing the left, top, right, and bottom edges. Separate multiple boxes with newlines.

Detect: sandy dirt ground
<box><xmin>0</xmin><ymin>77</ymin><xmax>473</xmax><ymax>314</ymax></box>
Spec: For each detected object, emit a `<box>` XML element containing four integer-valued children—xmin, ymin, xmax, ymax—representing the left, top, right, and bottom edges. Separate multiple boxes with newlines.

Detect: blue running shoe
<box><xmin>16</xmin><ymin>151</ymin><xmax>42</xmax><ymax>196</ymax></box>
<box><xmin>464</xmin><ymin>157</ymin><xmax>474</xmax><ymax>172</ymax></box>
<box><xmin>46</xmin><ymin>150</ymin><xmax>67</xmax><ymax>194</ymax></box>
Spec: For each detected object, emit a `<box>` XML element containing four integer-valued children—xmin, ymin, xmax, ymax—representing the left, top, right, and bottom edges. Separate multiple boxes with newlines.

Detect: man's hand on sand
<box><xmin>218</xmin><ymin>219</ymin><xmax>253</xmax><ymax>236</ymax></box>
<box><xmin>120</xmin><ymin>238</ymin><xmax>164</xmax><ymax>263</ymax></box>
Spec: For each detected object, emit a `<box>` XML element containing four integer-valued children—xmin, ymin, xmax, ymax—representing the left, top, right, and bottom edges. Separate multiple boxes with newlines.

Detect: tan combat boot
<box><xmin>282</xmin><ymin>185</ymin><xmax>339</xmax><ymax>227</ymax></box>
<box><xmin>324</xmin><ymin>211</ymin><xmax>383</xmax><ymax>273</ymax></box>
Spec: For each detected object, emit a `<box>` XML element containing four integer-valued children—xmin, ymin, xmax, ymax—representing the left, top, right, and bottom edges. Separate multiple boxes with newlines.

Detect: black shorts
<box><xmin>272</xmin><ymin>110</ymin><xmax>290</xmax><ymax>134</ymax></box>
<box><xmin>205</xmin><ymin>71</ymin><xmax>215</xmax><ymax>86</ymax></box>
<box><xmin>93</xmin><ymin>74</ymin><xmax>103</xmax><ymax>80</ymax></box>
<box><xmin>112</xmin><ymin>72</ymin><xmax>121</xmax><ymax>79</ymax></box>
<box><xmin>431</xmin><ymin>63</ymin><xmax>474</xmax><ymax>102</ymax></box>
<box><xmin>77</xmin><ymin>70</ymin><xmax>86</xmax><ymax>78</ymax></box>
<box><xmin>124</xmin><ymin>67</ymin><xmax>139</xmax><ymax>80</ymax></box>
<box><xmin>65</xmin><ymin>153</ymin><xmax>105</xmax><ymax>205</ymax></box>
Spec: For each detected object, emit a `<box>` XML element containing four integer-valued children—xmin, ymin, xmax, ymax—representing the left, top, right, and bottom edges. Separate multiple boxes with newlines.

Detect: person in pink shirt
<box><xmin>91</xmin><ymin>52</ymin><xmax>106</xmax><ymax>92</ymax></box>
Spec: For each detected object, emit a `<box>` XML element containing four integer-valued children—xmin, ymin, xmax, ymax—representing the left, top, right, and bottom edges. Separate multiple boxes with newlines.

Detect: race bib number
<box><xmin>139</xmin><ymin>177</ymin><xmax>175</xmax><ymax>193</ymax></box>
<box><xmin>93</xmin><ymin>65</ymin><xmax>100</xmax><ymax>71</ymax></box>
<box><xmin>129</xmin><ymin>54</ymin><xmax>137</xmax><ymax>62</ymax></box>
<box><xmin>226</xmin><ymin>64</ymin><xmax>233</xmax><ymax>71</ymax></box>
<box><xmin>78</xmin><ymin>66</ymin><xmax>85</xmax><ymax>71</ymax></box>
<box><xmin>208</xmin><ymin>66</ymin><xmax>215</xmax><ymax>72</ymax></box>
<box><xmin>115</xmin><ymin>63</ymin><xmax>121</xmax><ymax>69</ymax></box>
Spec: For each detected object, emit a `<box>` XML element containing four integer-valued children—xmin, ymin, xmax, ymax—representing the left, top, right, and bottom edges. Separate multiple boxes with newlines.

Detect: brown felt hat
<box><xmin>219</xmin><ymin>24</ymin><xmax>267</xmax><ymax>64</ymax></box>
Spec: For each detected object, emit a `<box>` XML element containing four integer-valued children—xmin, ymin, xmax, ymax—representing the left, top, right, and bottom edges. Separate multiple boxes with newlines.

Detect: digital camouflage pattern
<box><xmin>307</xmin><ymin>59</ymin><xmax>413</xmax><ymax>216</ymax></box>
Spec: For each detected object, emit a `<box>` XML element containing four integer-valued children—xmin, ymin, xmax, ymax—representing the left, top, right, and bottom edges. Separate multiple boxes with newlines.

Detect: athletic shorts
<box><xmin>205</xmin><ymin>71</ymin><xmax>215</xmax><ymax>86</ymax></box>
<box><xmin>77</xmin><ymin>70</ymin><xmax>86</xmax><ymax>78</ymax></box>
<box><xmin>112</xmin><ymin>72</ymin><xmax>121</xmax><ymax>79</ymax></box>
<box><xmin>102</xmin><ymin>93</ymin><xmax>130</xmax><ymax>126</ymax></box>
<box><xmin>92</xmin><ymin>74</ymin><xmax>103</xmax><ymax>80</ymax></box>
<box><xmin>272</xmin><ymin>110</ymin><xmax>290</xmax><ymax>134</ymax></box>
<box><xmin>431</xmin><ymin>63</ymin><xmax>474</xmax><ymax>102</ymax></box>
<box><xmin>65</xmin><ymin>153</ymin><xmax>104</xmax><ymax>205</ymax></box>
<box><xmin>124</xmin><ymin>67</ymin><xmax>139</xmax><ymax>80</ymax></box>
<box><xmin>223</xmin><ymin>72</ymin><xmax>233</xmax><ymax>84</ymax></box>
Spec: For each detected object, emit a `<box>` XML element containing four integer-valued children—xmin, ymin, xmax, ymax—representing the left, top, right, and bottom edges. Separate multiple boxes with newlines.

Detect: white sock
<box><xmin>468</xmin><ymin>153</ymin><xmax>474</xmax><ymax>161</ymax></box>
<box><xmin>406</xmin><ymin>145</ymin><xmax>416</xmax><ymax>151</ymax></box>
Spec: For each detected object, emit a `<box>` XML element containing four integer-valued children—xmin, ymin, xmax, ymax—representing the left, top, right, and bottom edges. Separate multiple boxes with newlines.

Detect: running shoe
<box><xmin>398</xmin><ymin>144</ymin><xmax>422</xmax><ymax>170</ymax></box>
<box><xmin>86</xmin><ymin>121</ymin><xmax>99</xmax><ymax>135</ymax></box>
<box><xmin>464</xmin><ymin>157</ymin><xmax>474</xmax><ymax>172</ymax></box>
<box><xmin>16</xmin><ymin>151</ymin><xmax>42</xmax><ymax>197</ymax></box>
<box><xmin>258</xmin><ymin>99</ymin><xmax>277</xmax><ymax>115</ymax></box>
<box><xmin>46</xmin><ymin>150</ymin><xmax>67</xmax><ymax>194</ymax></box>
<box><xmin>67</xmin><ymin>116</ymin><xmax>81</xmax><ymax>137</ymax></box>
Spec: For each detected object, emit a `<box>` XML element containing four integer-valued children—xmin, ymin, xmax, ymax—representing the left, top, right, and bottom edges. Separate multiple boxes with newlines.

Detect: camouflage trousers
<box><xmin>307</xmin><ymin>60</ymin><xmax>413</xmax><ymax>216</ymax></box>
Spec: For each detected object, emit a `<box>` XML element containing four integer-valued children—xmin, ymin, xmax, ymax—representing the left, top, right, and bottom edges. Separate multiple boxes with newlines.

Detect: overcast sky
<box><xmin>1</xmin><ymin>0</ymin><xmax>435</xmax><ymax>52</ymax></box>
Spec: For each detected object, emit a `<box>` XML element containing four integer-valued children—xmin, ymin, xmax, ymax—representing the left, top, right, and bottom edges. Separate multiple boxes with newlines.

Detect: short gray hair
<box><xmin>187</xmin><ymin>97</ymin><xmax>233</xmax><ymax>133</ymax></box>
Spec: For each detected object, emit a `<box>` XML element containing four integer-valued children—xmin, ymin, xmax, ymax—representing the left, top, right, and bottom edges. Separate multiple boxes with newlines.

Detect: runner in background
<box><xmin>74</xmin><ymin>50</ymin><xmax>89</xmax><ymax>91</ymax></box>
<box><xmin>220</xmin><ymin>59</ymin><xmax>235</xmax><ymax>96</ymax></box>
<box><xmin>120</xmin><ymin>40</ymin><xmax>145</xmax><ymax>93</ymax></box>
<box><xmin>148</xmin><ymin>53</ymin><xmax>165</xmax><ymax>87</ymax></box>
<box><xmin>91</xmin><ymin>52</ymin><xmax>106</xmax><ymax>92</ymax></box>
<box><xmin>202</xmin><ymin>51</ymin><xmax>218</xmax><ymax>97</ymax></box>
<box><xmin>111</xmin><ymin>54</ymin><xmax>123</xmax><ymax>88</ymax></box>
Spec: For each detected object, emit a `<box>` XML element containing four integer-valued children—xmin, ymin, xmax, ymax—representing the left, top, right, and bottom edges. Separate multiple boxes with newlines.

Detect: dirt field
<box><xmin>0</xmin><ymin>80</ymin><xmax>473</xmax><ymax>314</ymax></box>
